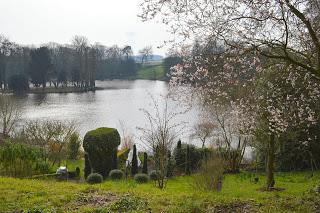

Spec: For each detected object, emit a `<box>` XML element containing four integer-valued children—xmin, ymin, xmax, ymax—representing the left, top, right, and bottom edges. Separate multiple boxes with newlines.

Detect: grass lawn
<box><xmin>136</xmin><ymin>63</ymin><xmax>166</xmax><ymax>80</ymax></box>
<box><xmin>0</xmin><ymin>171</ymin><xmax>319</xmax><ymax>212</ymax></box>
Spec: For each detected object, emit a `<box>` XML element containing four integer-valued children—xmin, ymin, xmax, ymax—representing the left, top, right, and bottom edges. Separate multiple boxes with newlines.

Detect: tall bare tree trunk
<box><xmin>267</xmin><ymin>133</ymin><xmax>275</xmax><ymax>189</ymax></box>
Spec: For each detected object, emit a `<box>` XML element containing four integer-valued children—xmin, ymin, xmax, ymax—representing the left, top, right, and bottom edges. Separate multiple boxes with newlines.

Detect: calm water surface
<box><xmin>15</xmin><ymin>80</ymin><xmax>200</xmax><ymax>147</ymax></box>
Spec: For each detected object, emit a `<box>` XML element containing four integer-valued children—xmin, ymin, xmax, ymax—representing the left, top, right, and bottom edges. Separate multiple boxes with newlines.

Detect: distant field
<box><xmin>136</xmin><ymin>63</ymin><xmax>166</xmax><ymax>80</ymax></box>
<box><xmin>1</xmin><ymin>171</ymin><xmax>319</xmax><ymax>212</ymax></box>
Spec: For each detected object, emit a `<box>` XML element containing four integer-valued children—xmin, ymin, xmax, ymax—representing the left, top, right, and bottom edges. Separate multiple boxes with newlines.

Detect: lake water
<box><xmin>14</xmin><ymin>80</ymin><xmax>200</xmax><ymax>148</ymax></box>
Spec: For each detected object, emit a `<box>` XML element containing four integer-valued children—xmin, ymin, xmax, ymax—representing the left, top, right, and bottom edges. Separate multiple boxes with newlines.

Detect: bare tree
<box><xmin>71</xmin><ymin>35</ymin><xmax>89</xmax><ymax>88</ymax></box>
<box><xmin>0</xmin><ymin>96</ymin><xmax>21</xmax><ymax>138</ymax></box>
<box><xmin>119</xmin><ymin>120</ymin><xmax>134</xmax><ymax>150</ymax></box>
<box><xmin>139</xmin><ymin>46</ymin><xmax>153</xmax><ymax>64</ymax></box>
<box><xmin>138</xmin><ymin>94</ymin><xmax>184</xmax><ymax>189</ymax></box>
<box><xmin>22</xmin><ymin>120</ymin><xmax>76</xmax><ymax>165</ymax></box>
<box><xmin>140</xmin><ymin>0</ymin><xmax>320</xmax><ymax>79</ymax></box>
<box><xmin>207</xmin><ymin>105</ymin><xmax>252</xmax><ymax>173</ymax></box>
<box><xmin>190</xmin><ymin>119</ymin><xmax>216</xmax><ymax>148</ymax></box>
<box><xmin>122</xmin><ymin>45</ymin><xmax>133</xmax><ymax>60</ymax></box>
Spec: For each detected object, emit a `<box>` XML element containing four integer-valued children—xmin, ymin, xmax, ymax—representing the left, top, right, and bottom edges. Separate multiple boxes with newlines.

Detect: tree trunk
<box><xmin>267</xmin><ymin>133</ymin><xmax>275</xmax><ymax>189</ymax></box>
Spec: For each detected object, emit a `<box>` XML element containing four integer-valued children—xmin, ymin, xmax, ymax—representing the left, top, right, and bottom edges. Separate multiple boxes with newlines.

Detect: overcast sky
<box><xmin>0</xmin><ymin>0</ymin><xmax>171</xmax><ymax>55</ymax></box>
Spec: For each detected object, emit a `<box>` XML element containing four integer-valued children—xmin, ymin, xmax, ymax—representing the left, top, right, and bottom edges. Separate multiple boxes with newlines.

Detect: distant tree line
<box><xmin>0</xmin><ymin>35</ymin><xmax>150</xmax><ymax>93</ymax></box>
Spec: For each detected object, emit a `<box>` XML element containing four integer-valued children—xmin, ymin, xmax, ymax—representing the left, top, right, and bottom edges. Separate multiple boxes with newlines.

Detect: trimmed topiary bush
<box><xmin>84</xmin><ymin>153</ymin><xmax>91</xmax><ymax>179</ymax></box>
<box><xmin>83</xmin><ymin>127</ymin><xmax>120</xmax><ymax>178</ymax></box>
<box><xmin>113</xmin><ymin>150</ymin><xmax>118</xmax><ymax>169</ymax></box>
<box><xmin>109</xmin><ymin>169</ymin><xmax>124</xmax><ymax>180</ymax></box>
<box><xmin>186</xmin><ymin>145</ymin><xmax>191</xmax><ymax>175</ymax></box>
<box><xmin>86</xmin><ymin>173</ymin><xmax>103</xmax><ymax>184</ymax></box>
<box><xmin>142</xmin><ymin>152</ymin><xmax>148</xmax><ymax>174</ymax></box>
<box><xmin>167</xmin><ymin>151</ymin><xmax>175</xmax><ymax>177</ymax></box>
<box><xmin>131</xmin><ymin>144</ymin><xmax>138</xmax><ymax>176</ymax></box>
<box><xmin>149</xmin><ymin>170</ymin><xmax>159</xmax><ymax>181</ymax></box>
<box><xmin>134</xmin><ymin>173</ymin><xmax>149</xmax><ymax>183</ymax></box>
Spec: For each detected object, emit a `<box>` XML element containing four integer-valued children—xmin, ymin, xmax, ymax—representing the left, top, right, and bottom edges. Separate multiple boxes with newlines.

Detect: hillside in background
<box><xmin>133</xmin><ymin>55</ymin><xmax>164</xmax><ymax>62</ymax></box>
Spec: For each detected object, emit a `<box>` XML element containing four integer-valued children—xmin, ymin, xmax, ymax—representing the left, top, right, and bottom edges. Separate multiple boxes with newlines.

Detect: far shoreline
<box><xmin>26</xmin><ymin>86</ymin><xmax>103</xmax><ymax>94</ymax></box>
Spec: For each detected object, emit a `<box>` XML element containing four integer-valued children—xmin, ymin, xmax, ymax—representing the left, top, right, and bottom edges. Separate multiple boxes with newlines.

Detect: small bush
<box><xmin>134</xmin><ymin>173</ymin><xmax>149</xmax><ymax>183</ymax></box>
<box><xmin>86</xmin><ymin>173</ymin><xmax>103</xmax><ymax>184</ymax></box>
<box><xmin>192</xmin><ymin>154</ymin><xmax>225</xmax><ymax>191</ymax></box>
<box><xmin>109</xmin><ymin>169</ymin><xmax>124</xmax><ymax>180</ymax></box>
<box><xmin>67</xmin><ymin>132</ymin><xmax>81</xmax><ymax>160</ymax></box>
<box><xmin>149</xmin><ymin>170</ymin><xmax>159</xmax><ymax>181</ymax></box>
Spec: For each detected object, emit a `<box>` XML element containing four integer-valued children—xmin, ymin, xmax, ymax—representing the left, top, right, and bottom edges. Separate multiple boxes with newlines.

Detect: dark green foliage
<box><xmin>142</xmin><ymin>152</ymin><xmax>148</xmax><ymax>174</ymax></box>
<box><xmin>174</xmin><ymin>140</ymin><xmax>183</xmax><ymax>171</ymax></box>
<box><xmin>177</xmin><ymin>139</ymin><xmax>182</xmax><ymax>149</ymax></box>
<box><xmin>28</xmin><ymin>47</ymin><xmax>51</xmax><ymax>88</ymax></box>
<box><xmin>84</xmin><ymin>153</ymin><xmax>91</xmax><ymax>179</ymax></box>
<box><xmin>83</xmin><ymin>127</ymin><xmax>120</xmax><ymax>178</ymax></box>
<box><xmin>174</xmin><ymin>143</ymin><xmax>202</xmax><ymax>173</ymax></box>
<box><xmin>149</xmin><ymin>170</ymin><xmax>159</xmax><ymax>181</ymax></box>
<box><xmin>97</xmin><ymin>57</ymin><xmax>137</xmax><ymax>80</ymax></box>
<box><xmin>163</xmin><ymin>56</ymin><xmax>183</xmax><ymax>80</ymax></box>
<box><xmin>68</xmin><ymin>167</ymin><xmax>81</xmax><ymax>179</ymax></box>
<box><xmin>8</xmin><ymin>74</ymin><xmax>29</xmax><ymax>93</ymax></box>
<box><xmin>0</xmin><ymin>141</ymin><xmax>42</xmax><ymax>177</ymax></box>
<box><xmin>186</xmin><ymin>145</ymin><xmax>191</xmax><ymax>175</ymax></box>
<box><xmin>86</xmin><ymin>173</ymin><xmax>103</xmax><ymax>184</ymax></box>
<box><xmin>113</xmin><ymin>150</ymin><xmax>118</xmax><ymax>169</ymax></box>
<box><xmin>167</xmin><ymin>152</ymin><xmax>175</xmax><ymax>177</ymax></box>
<box><xmin>255</xmin><ymin>129</ymin><xmax>320</xmax><ymax>172</ymax></box>
<box><xmin>131</xmin><ymin>144</ymin><xmax>138</xmax><ymax>176</ymax></box>
<box><xmin>109</xmin><ymin>169</ymin><xmax>124</xmax><ymax>180</ymax></box>
<box><xmin>134</xmin><ymin>173</ymin><xmax>149</xmax><ymax>183</ymax></box>
<box><xmin>57</xmin><ymin>70</ymin><xmax>67</xmax><ymax>84</ymax></box>
<box><xmin>67</xmin><ymin>132</ymin><xmax>81</xmax><ymax>160</ymax></box>
<box><xmin>75</xmin><ymin>167</ymin><xmax>80</xmax><ymax>176</ymax></box>
<box><xmin>35</xmin><ymin>161</ymin><xmax>50</xmax><ymax>175</ymax></box>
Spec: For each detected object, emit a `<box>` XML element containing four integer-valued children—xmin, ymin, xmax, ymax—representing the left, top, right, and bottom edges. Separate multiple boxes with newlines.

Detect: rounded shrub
<box><xmin>134</xmin><ymin>173</ymin><xmax>149</xmax><ymax>184</ymax></box>
<box><xmin>86</xmin><ymin>173</ymin><xmax>103</xmax><ymax>184</ymax></box>
<box><xmin>149</xmin><ymin>170</ymin><xmax>159</xmax><ymax>181</ymax></box>
<box><xmin>109</xmin><ymin>169</ymin><xmax>124</xmax><ymax>180</ymax></box>
<box><xmin>83</xmin><ymin>127</ymin><xmax>120</xmax><ymax>178</ymax></box>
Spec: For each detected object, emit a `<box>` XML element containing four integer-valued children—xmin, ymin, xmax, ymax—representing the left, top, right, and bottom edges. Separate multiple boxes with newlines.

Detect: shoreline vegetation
<box><xmin>26</xmin><ymin>86</ymin><xmax>101</xmax><ymax>94</ymax></box>
<box><xmin>6</xmin><ymin>62</ymin><xmax>167</xmax><ymax>94</ymax></box>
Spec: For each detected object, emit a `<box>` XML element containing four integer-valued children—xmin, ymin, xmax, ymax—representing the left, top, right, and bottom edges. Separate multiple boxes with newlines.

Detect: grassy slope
<box><xmin>136</xmin><ymin>62</ymin><xmax>166</xmax><ymax>80</ymax></box>
<box><xmin>0</xmin><ymin>171</ymin><xmax>319</xmax><ymax>212</ymax></box>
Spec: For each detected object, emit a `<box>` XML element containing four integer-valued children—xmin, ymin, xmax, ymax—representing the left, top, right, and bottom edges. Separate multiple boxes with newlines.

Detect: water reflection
<box><xmin>14</xmin><ymin>80</ymin><xmax>200</xmax><ymax>146</ymax></box>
